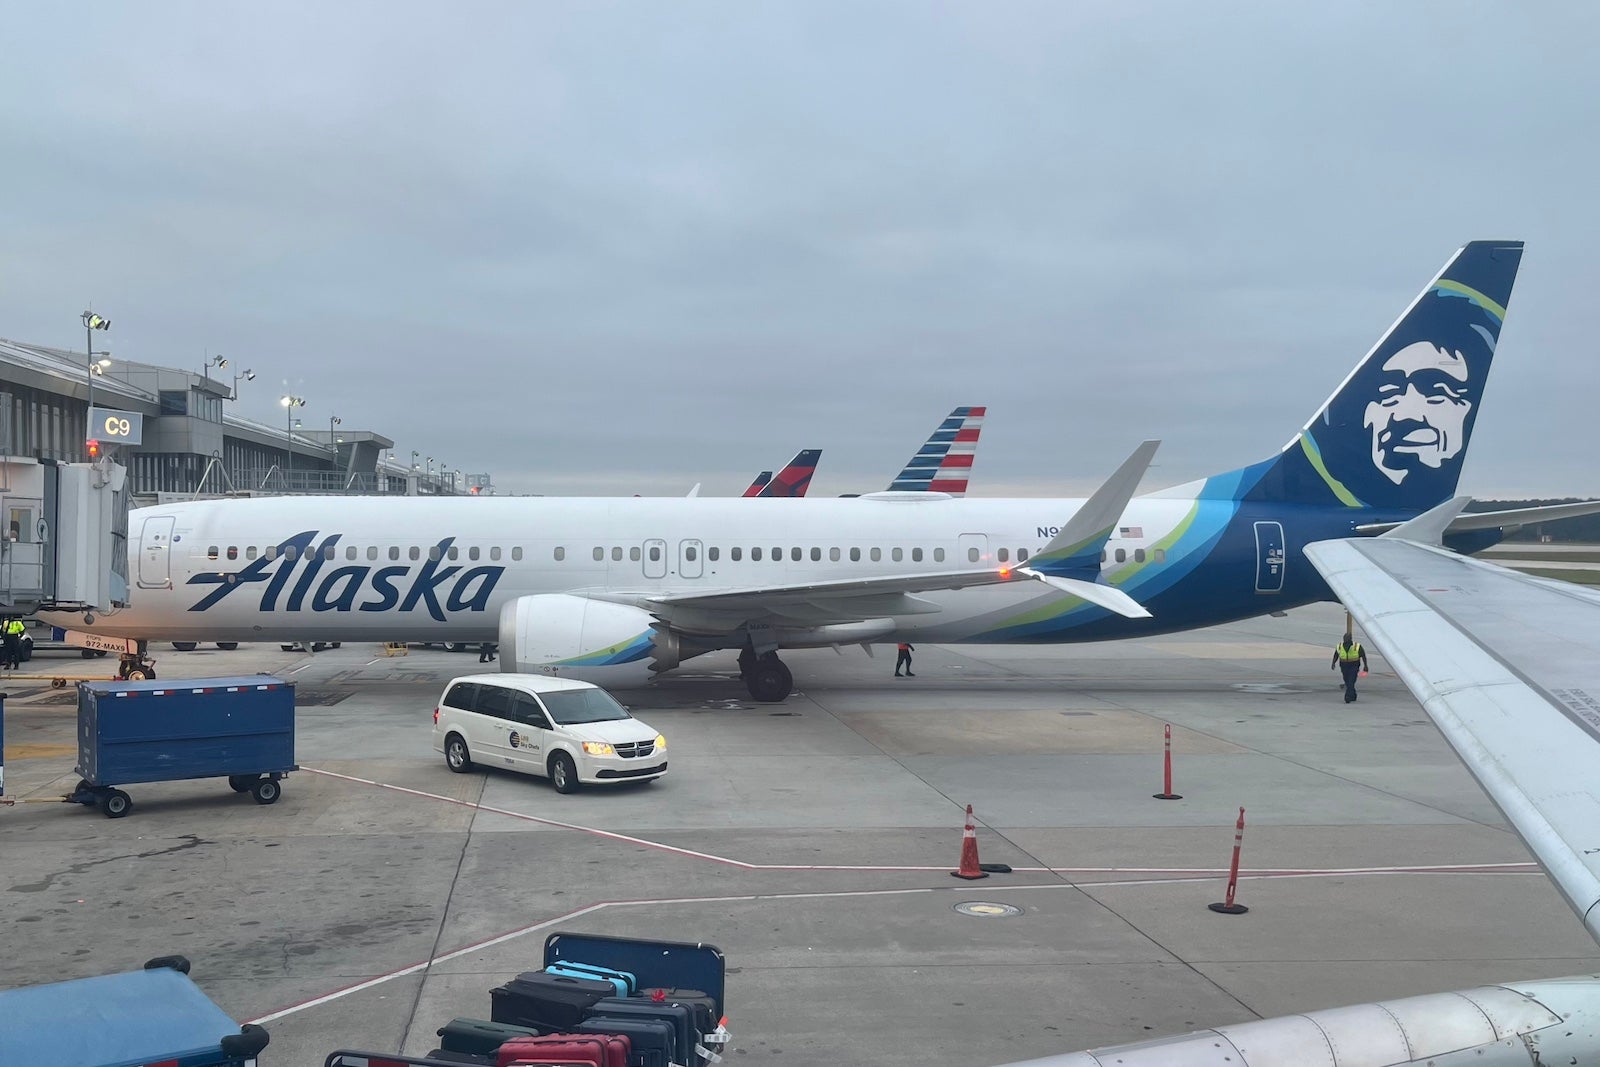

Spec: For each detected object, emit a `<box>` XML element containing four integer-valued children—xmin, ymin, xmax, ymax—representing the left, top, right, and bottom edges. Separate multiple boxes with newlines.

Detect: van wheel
<box><xmin>445</xmin><ymin>734</ymin><xmax>473</xmax><ymax>773</ymax></box>
<box><xmin>549</xmin><ymin>752</ymin><xmax>579</xmax><ymax>794</ymax></box>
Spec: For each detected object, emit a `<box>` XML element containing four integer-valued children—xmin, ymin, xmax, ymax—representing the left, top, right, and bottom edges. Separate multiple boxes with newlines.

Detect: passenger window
<box><xmin>732</xmin><ymin>547</ymin><xmax>743</xmax><ymax>561</ymax></box>
<box><xmin>829</xmin><ymin>548</ymin><xmax>840</xmax><ymax>562</ymax></box>
<box><xmin>1135</xmin><ymin>548</ymin><xmax>1146</xmax><ymax>563</ymax></box>
<box><xmin>284</xmin><ymin>546</ymin><xmax>299</xmax><ymax>561</ymax></box>
<box><xmin>593</xmin><ymin>547</ymin><xmax>604</xmax><ymax>561</ymax></box>
<box><xmin>934</xmin><ymin>547</ymin><xmax>945</xmax><ymax>562</ymax></box>
<box><xmin>709</xmin><ymin>547</ymin><xmax>720</xmax><ymax>561</ymax></box>
<box><xmin>850</xmin><ymin>547</ymin><xmax>860</xmax><ymax>562</ymax></box>
<box><xmin>367</xmin><ymin>546</ymin><xmax>377</xmax><ymax>561</ymax></box>
<box><xmin>630</xmin><ymin>547</ymin><xmax>640</xmax><ymax>562</ymax></box>
<box><xmin>227</xmin><ymin>546</ymin><xmax>238</xmax><ymax>560</ymax></box>
<box><xmin>1018</xmin><ymin>548</ymin><xmax>1029</xmax><ymax>562</ymax></box>
<box><xmin>510</xmin><ymin>547</ymin><xmax>521</xmax><ymax>561</ymax></box>
<box><xmin>1153</xmin><ymin>549</ymin><xmax>1166</xmax><ymax>563</ymax></box>
<box><xmin>444</xmin><ymin>682</ymin><xmax>479</xmax><ymax>710</ymax></box>
<box><xmin>997</xmin><ymin>548</ymin><xmax>1008</xmax><ymax>563</ymax></box>
<box><xmin>264</xmin><ymin>546</ymin><xmax>277</xmax><ymax>561</ymax></box>
<box><xmin>477</xmin><ymin>685</ymin><xmax>515</xmax><ymax>721</ymax></box>
<box><xmin>208</xmin><ymin>545</ymin><xmax>219</xmax><ymax>560</ymax></box>
<box><xmin>323</xmin><ymin>545</ymin><xmax>336</xmax><ymax>561</ymax></box>
<box><xmin>871</xmin><ymin>548</ymin><xmax>882</xmax><ymax>562</ymax></box>
<box><xmin>964</xmin><ymin>548</ymin><xmax>976</xmax><ymax>563</ymax></box>
<box><xmin>1115</xmin><ymin>548</ymin><xmax>1127</xmax><ymax>563</ymax></box>
<box><xmin>791</xmin><ymin>547</ymin><xmax>802</xmax><ymax>562</ymax></box>
<box><xmin>345</xmin><ymin>546</ymin><xmax>357</xmax><ymax>561</ymax></box>
<box><xmin>687</xmin><ymin>546</ymin><xmax>698</xmax><ymax>562</ymax></box>
<box><xmin>612</xmin><ymin>547</ymin><xmax>623</xmax><ymax>561</ymax></box>
<box><xmin>389</xmin><ymin>546</ymin><xmax>400</xmax><ymax>561</ymax></box>
<box><xmin>649</xmin><ymin>545</ymin><xmax>662</xmax><ymax>562</ymax></box>
<box><xmin>447</xmin><ymin>546</ymin><xmax>459</xmax><ymax>560</ymax></box>
<box><xmin>809</xmin><ymin>547</ymin><xmax>820</xmax><ymax>562</ymax></box>
<box><xmin>246</xmin><ymin>546</ymin><xmax>258</xmax><ymax>560</ymax></box>
<box><xmin>752</xmin><ymin>547</ymin><xmax>763</xmax><ymax>561</ymax></box>
<box><xmin>1100</xmin><ymin>550</ymin><xmax>1107</xmax><ymax>563</ymax></box>
<box><xmin>409</xmin><ymin>546</ymin><xmax>421</xmax><ymax>561</ymax></box>
<box><xmin>772</xmin><ymin>547</ymin><xmax>782</xmax><ymax>561</ymax></box>
<box><xmin>912</xmin><ymin>547</ymin><xmax>923</xmax><ymax>562</ymax></box>
<box><xmin>892</xmin><ymin>548</ymin><xmax>904</xmax><ymax>562</ymax></box>
<box><xmin>469</xmin><ymin>546</ymin><xmax>481</xmax><ymax>561</ymax></box>
<box><xmin>554</xmin><ymin>546</ymin><xmax>565</xmax><ymax>561</ymax></box>
<box><xmin>428</xmin><ymin>546</ymin><xmax>440</xmax><ymax>561</ymax></box>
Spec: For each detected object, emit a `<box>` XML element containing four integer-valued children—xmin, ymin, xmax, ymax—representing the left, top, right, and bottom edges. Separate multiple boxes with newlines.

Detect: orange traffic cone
<box><xmin>951</xmin><ymin>804</ymin><xmax>989</xmax><ymax>880</ymax></box>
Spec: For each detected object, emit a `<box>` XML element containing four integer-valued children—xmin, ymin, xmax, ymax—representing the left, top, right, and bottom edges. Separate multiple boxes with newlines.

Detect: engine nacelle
<box><xmin>497</xmin><ymin>594</ymin><xmax>674</xmax><ymax>688</ymax></box>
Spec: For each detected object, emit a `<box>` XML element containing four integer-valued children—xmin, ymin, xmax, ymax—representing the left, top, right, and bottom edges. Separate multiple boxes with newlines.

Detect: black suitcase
<box><xmin>437</xmin><ymin>1017</ymin><xmax>542</xmax><ymax>1055</ymax></box>
<box><xmin>576</xmin><ymin>1016</ymin><xmax>676</xmax><ymax>1067</ymax></box>
<box><xmin>588</xmin><ymin>1000</ymin><xmax>695</xmax><ymax>1066</ymax></box>
<box><xmin>426</xmin><ymin>1050</ymin><xmax>497</xmax><ymax>1066</ymax></box>
<box><xmin>492</xmin><ymin>971</ymin><xmax>616</xmax><ymax>1032</ymax></box>
<box><xmin>637</xmin><ymin>989</ymin><xmax>717</xmax><ymax>1041</ymax></box>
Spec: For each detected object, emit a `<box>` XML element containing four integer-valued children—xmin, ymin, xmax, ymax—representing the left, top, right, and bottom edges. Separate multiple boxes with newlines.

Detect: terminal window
<box><xmin>159</xmin><ymin>390</ymin><xmax>187</xmax><ymax>416</ymax></box>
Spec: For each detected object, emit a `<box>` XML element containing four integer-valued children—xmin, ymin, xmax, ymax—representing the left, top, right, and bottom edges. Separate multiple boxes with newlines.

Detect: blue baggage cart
<box><xmin>69</xmin><ymin>676</ymin><xmax>298</xmax><ymax>817</ymax></box>
<box><xmin>0</xmin><ymin>958</ymin><xmax>270</xmax><ymax>1067</ymax></box>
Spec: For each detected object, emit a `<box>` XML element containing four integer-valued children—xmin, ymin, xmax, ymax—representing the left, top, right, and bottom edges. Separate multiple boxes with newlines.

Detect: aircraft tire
<box><xmin>172</xmin><ymin>641</ymin><xmax>198</xmax><ymax>652</ymax></box>
<box><xmin>746</xmin><ymin>658</ymin><xmax>793</xmax><ymax>703</ymax></box>
<box><xmin>217</xmin><ymin>642</ymin><xmax>239</xmax><ymax>651</ymax></box>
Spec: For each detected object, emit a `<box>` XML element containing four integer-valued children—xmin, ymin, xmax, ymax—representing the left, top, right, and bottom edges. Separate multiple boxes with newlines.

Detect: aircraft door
<box><xmin>679</xmin><ymin>539</ymin><xmax>703</xmax><ymax>579</ymax></box>
<box><xmin>958</xmin><ymin>533</ymin><xmax>989</xmax><ymax>566</ymax></box>
<box><xmin>138</xmin><ymin>516</ymin><xmax>176</xmax><ymax>588</ymax></box>
<box><xmin>642</xmin><ymin>538</ymin><xmax>668</xmax><ymax>579</ymax></box>
<box><xmin>1254</xmin><ymin>521</ymin><xmax>1285</xmax><ymax>594</ymax></box>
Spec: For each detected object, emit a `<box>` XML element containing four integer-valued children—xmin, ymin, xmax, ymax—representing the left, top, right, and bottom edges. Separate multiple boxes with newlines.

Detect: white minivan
<box><xmin>431</xmin><ymin>673</ymin><xmax>667</xmax><ymax>793</ymax></box>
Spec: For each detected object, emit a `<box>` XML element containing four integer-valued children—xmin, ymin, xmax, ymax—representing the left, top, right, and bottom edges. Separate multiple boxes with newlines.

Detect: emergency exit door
<box><xmin>1254</xmin><ymin>521</ymin><xmax>1285</xmax><ymax>594</ymax></box>
<box><xmin>138</xmin><ymin>516</ymin><xmax>175</xmax><ymax>588</ymax></box>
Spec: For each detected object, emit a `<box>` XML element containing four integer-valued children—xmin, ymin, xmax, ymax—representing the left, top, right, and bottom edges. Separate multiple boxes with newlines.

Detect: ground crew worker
<box><xmin>1332</xmin><ymin>632</ymin><xmax>1368</xmax><ymax>703</ymax></box>
<box><xmin>2</xmin><ymin>616</ymin><xmax>24</xmax><ymax>670</ymax></box>
<box><xmin>895</xmin><ymin>641</ymin><xmax>915</xmax><ymax>677</ymax></box>
<box><xmin>478</xmin><ymin>641</ymin><xmax>497</xmax><ymax>663</ymax></box>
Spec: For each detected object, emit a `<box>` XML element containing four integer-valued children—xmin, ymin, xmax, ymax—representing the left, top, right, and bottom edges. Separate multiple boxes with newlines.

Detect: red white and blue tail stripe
<box><xmin>886</xmin><ymin>406</ymin><xmax>985</xmax><ymax>495</ymax></box>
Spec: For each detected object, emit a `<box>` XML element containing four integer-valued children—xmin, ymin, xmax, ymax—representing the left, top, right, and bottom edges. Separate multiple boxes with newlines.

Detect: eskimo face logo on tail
<box><xmin>1362</xmin><ymin>339</ymin><xmax>1475</xmax><ymax>485</ymax></box>
<box><xmin>186</xmin><ymin>531</ymin><xmax>504</xmax><ymax>622</ymax></box>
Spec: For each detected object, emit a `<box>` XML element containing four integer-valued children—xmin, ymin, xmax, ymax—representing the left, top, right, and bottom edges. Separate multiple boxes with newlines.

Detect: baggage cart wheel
<box><xmin>550</xmin><ymin>751</ymin><xmax>579</xmax><ymax>794</ymax></box>
<box><xmin>250</xmin><ymin>778</ymin><xmax>281</xmax><ymax>805</ymax></box>
<box><xmin>227</xmin><ymin>775</ymin><xmax>254</xmax><ymax>793</ymax></box>
<box><xmin>100</xmin><ymin>790</ymin><xmax>132</xmax><ymax>818</ymax></box>
<box><xmin>51</xmin><ymin>677</ymin><xmax>67</xmax><ymax>689</ymax></box>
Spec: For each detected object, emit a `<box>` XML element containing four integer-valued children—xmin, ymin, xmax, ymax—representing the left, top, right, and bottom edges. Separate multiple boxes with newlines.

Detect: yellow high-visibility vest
<box><xmin>1336</xmin><ymin>642</ymin><xmax>1363</xmax><ymax>663</ymax></box>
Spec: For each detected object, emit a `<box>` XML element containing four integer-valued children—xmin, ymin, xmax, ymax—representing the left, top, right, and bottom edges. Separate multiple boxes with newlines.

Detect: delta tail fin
<box><xmin>1229</xmin><ymin>241</ymin><xmax>1522</xmax><ymax>511</ymax></box>
<box><xmin>887</xmin><ymin>406</ymin><xmax>986</xmax><ymax>495</ymax></box>
<box><xmin>742</xmin><ymin>471</ymin><xmax>773</xmax><ymax>498</ymax></box>
<box><xmin>757</xmin><ymin>449</ymin><xmax>822</xmax><ymax>498</ymax></box>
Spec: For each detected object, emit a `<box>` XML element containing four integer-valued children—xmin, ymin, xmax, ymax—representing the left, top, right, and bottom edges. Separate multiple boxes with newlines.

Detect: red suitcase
<box><xmin>496</xmin><ymin>1033</ymin><xmax>627</xmax><ymax>1067</ymax></box>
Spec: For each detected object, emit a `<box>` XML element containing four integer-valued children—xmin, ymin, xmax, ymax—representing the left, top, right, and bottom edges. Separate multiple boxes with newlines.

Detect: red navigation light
<box><xmin>469</xmin><ymin>485</ymin><xmax>481</xmax><ymax>495</ymax></box>
<box><xmin>998</xmin><ymin>566</ymin><xmax>1012</xmax><ymax>579</ymax></box>
<box><xmin>85</xmin><ymin>439</ymin><xmax>101</xmax><ymax>460</ymax></box>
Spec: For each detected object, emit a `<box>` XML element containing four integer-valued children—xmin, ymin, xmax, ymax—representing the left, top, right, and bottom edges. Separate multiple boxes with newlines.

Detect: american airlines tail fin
<box><xmin>886</xmin><ymin>406</ymin><xmax>985</xmax><ymax>495</ymax></box>
<box><xmin>742</xmin><ymin>471</ymin><xmax>773</xmax><ymax>498</ymax></box>
<box><xmin>756</xmin><ymin>449</ymin><xmax>821</xmax><ymax>498</ymax></box>
<box><xmin>1227</xmin><ymin>241</ymin><xmax>1522</xmax><ymax>511</ymax></box>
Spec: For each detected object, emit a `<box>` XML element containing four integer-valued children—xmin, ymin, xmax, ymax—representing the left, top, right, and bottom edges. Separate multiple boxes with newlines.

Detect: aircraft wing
<box><xmin>1304</xmin><ymin>522</ymin><xmax>1600</xmax><ymax>942</ymax></box>
<box><xmin>1354</xmin><ymin>498</ymin><xmax>1600</xmax><ymax>536</ymax></box>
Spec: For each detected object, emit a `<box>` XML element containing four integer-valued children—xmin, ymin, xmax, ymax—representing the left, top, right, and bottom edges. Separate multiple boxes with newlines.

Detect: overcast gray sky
<box><xmin>2</xmin><ymin>3</ymin><xmax>1593</xmax><ymax>498</ymax></box>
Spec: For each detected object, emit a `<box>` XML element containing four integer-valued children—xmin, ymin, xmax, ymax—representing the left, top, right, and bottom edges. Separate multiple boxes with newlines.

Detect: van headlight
<box><xmin>581</xmin><ymin>741</ymin><xmax>615</xmax><ymax>756</ymax></box>
<box><xmin>654</xmin><ymin>734</ymin><xmax>667</xmax><ymax>750</ymax></box>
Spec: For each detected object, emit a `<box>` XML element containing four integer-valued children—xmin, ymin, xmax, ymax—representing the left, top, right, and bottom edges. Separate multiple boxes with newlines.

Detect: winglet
<box><xmin>1381</xmin><ymin>496</ymin><xmax>1472</xmax><ymax>545</ymax></box>
<box><xmin>687</xmin><ymin>483</ymin><xmax>702</xmax><ymax>498</ymax></box>
<box><xmin>1024</xmin><ymin>440</ymin><xmax>1160</xmax><ymax>580</ymax></box>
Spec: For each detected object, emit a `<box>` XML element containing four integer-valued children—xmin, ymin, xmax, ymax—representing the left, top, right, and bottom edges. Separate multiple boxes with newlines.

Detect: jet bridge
<box><xmin>0</xmin><ymin>455</ymin><xmax>130</xmax><ymax>617</ymax></box>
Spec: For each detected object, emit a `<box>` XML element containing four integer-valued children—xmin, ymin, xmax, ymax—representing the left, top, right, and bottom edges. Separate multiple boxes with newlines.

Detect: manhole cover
<box><xmin>953</xmin><ymin>901</ymin><xmax>1022</xmax><ymax>918</ymax></box>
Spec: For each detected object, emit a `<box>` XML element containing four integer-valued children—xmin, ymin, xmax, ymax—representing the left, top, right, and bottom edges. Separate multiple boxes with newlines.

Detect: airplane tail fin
<box><xmin>887</xmin><ymin>406</ymin><xmax>986</xmax><ymax>495</ymax></box>
<box><xmin>1230</xmin><ymin>241</ymin><xmax>1522</xmax><ymax>511</ymax></box>
<box><xmin>742</xmin><ymin>472</ymin><xmax>773</xmax><ymax>498</ymax></box>
<box><xmin>758</xmin><ymin>449</ymin><xmax>822</xmax><ymax>498</ymax></box>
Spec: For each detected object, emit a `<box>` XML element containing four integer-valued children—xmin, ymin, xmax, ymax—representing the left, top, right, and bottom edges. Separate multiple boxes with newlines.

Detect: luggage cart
<box><xmin>67</xmin><ymin>676</ymin><xmax>298</xmax><ymax>818</ymax></box>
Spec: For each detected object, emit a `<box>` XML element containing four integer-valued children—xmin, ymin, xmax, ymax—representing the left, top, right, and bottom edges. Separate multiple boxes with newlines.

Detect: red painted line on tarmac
<box><xmin>304</xmin><ymin>767</ymin><xmax>1538</xmax><ymax>879</ymax></box>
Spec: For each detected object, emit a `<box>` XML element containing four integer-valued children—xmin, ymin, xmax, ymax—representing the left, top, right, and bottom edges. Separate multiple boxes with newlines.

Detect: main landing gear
<box><xmin>117</xmin><ymin>650</ymin><xmax>157</xmax><ymax>681</ymax></box>
<box><xmin>739</xmin><ymin>645</ymin><xmax>793</xmax><ymax>703</ymax></box>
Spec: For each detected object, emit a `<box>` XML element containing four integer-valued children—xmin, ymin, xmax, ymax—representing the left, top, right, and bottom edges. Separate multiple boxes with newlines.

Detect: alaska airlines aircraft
<box><xmin>53</xmin><ymin>241</ymin><xmax>1567</xmax><ymax>702</ymax></box>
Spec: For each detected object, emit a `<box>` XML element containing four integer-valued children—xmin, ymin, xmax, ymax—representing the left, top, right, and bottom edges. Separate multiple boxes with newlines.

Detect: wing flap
<box><xmin>1306</xmin><ymin>536</ymin><xmax>1600</xmax><ymax>940</ymax></box>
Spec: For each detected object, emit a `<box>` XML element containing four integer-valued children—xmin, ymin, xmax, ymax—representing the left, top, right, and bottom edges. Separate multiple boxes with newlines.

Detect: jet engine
<box><xmin>497</xmin><ymin>594</ymin><xmax>681</xmax><ymax>687</ymax></box>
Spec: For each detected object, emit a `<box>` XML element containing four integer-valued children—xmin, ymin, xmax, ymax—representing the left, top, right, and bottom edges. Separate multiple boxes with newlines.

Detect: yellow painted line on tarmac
<box><xmin>5</xmin><ymin>743</ymin><xmax>75</xmax><ymax>759</ymax></box>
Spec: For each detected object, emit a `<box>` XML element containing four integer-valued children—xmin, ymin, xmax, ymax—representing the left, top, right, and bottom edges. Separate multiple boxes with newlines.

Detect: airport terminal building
<box><xmin>1</xmin><ymin>337</ymin><xmax>478</xmax><ymax>502</ymax></box>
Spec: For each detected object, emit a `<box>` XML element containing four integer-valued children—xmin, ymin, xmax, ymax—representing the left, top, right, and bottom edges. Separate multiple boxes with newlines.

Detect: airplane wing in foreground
<box><xmin>1305</xmin><ymin>501</ymin><xmax>1600</xmax><ymax>941</ymax></box>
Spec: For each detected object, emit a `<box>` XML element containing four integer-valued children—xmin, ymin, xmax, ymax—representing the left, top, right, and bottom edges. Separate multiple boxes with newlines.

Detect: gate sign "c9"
<box><xmin>87</xmin><ymin>406</ymin><xmax>144</xmax><ymax>445</ymax></box>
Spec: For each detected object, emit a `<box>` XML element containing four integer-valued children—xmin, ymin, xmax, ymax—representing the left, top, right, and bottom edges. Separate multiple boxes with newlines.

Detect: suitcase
<box><xmin>589</xmin><ymin>999</ymin><xmax>694</xmax><ymax>1066</ymax></box>
<box><xmin>636</xmin><ymin>990</ymin><xmax>717</xmax><ymax>1042</ymax></box>
<box><xmin>491</xmin><ymin>972</ymin><xmax>616</xmax><ymax>1032</ymax></box>
<box><xmin>496</xmin><ymin>1034</ymin><xmax>616</xmax><ymax>1067</ymax></box>
<box><xmin>427</xmin><ymin>1049</ymin><xmax>498</xmax><ymax>1065</ymax></box>
<box><xmin>576</xmin><ymin>1017</ymin><xmax>676</xmax><ymax>1067</ymax></box>
<box><xmin>438</xmin><ymin>1017</ymin><xmax>543</xmax><ymax>1055</ymax></box>
<box><xmin>547</xmin><ymin>961</ymin><xmax>637</xmax><ymax>997</ymax></box>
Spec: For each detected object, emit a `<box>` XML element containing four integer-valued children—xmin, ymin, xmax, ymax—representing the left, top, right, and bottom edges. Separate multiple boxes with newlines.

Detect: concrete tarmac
<box><xmin>1</xmin><ymin>602</ymin><xmax>1592</xmax><ymax>1065</ymax></box>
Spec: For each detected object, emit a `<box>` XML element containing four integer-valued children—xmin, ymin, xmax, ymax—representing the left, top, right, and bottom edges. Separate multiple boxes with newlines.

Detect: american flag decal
<box><xmin>1119</xmin><ymin>526</ymin><xmax>1144</xmax><ymax>538</ymax></box>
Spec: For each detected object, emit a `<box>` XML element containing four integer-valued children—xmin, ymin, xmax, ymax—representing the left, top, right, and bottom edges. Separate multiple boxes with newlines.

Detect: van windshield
<box><xmin>541</xmin><ymin>688</ymin><xmax>631</xmax><ymax>726</ymax></box>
